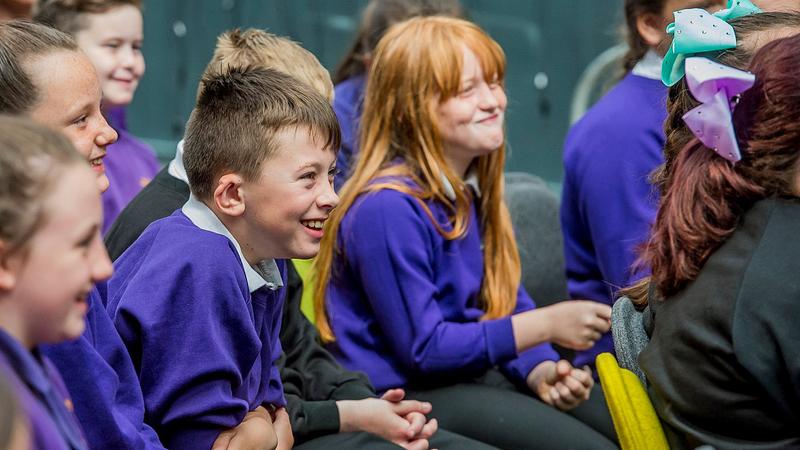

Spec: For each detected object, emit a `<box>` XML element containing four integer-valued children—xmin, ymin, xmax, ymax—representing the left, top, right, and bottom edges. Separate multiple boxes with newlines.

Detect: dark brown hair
<box><xmin>183</xmin><ymin>67</ymin><xmax>341</xmax><ymax>201</ymax></box>
<box><xmin>34</xmin><ymin>0</ymin><xmax>142</xmax><ymax>36</ymax></box>
<box><xmin>636</xmin><ymin>33</ymin><xmax>800</xmax><ymax>301</ymax></box>
<box><xmin>0</xmin><ymin>115</ymin><xmax>84</xmax><ymax>256</ymax></box>
<box><xmin>0</xmin><ymin>20</ymin><xmax>77</xmax><ymax>115</ymax></box>
<box><xmin>333</xmin><ymin>0</ymin><xmax>463</xmax><ymax>84</ymax></box>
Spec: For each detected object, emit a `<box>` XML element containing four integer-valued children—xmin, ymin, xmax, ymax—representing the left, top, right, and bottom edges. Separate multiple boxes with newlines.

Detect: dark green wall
<box><xmin>129</xmin><ymin>0</ymin><xmax>621</xmax><ymax>184</ymax></box>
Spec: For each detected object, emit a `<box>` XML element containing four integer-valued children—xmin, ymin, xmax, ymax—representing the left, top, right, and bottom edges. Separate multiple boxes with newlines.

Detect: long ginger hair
<box><xmin>314</xmin><ymin>16</ymin><xmax>519</xmax><ymax>342</ymax></box>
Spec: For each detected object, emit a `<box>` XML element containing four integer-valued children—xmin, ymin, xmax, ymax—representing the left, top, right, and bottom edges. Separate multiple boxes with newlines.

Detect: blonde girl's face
<box><xmin>436</xmin><ymin>46</ymin><xmax>507</xmax><ymax>176</ymax></box>
<box><xmin>3</xmin><ymin>164</ymin><xmax>112</xmax><ymax>347</ymax></box>
<box><xmin>75</xmin><ymin>5</ymin><xmax>145</xmax><ymax>108</ymax></box>
<box><xmin>26</xmin><ymin>50</ymin><xmax>118</xmax><ymax>193</ymax></box>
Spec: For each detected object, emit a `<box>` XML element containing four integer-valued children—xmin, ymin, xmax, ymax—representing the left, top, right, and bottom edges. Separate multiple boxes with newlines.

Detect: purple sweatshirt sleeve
<box><xmin>42</xmin><ymin>290</ymin><xmax>165</xmax><ymax>449</ymax></box>
<box><xmin>499</xmin><ymin>286</ymin><xmax>560</xmax><ymax>384</ymax></box>
<box><xmin>341</xmin><ymin>191</ymin><xmax>521</xmax><ymax>376</ymax></box>
<box><xmin>108</xmin><ymin>240</ymin><xmax>259</xmax><ymax>449</ymax></box>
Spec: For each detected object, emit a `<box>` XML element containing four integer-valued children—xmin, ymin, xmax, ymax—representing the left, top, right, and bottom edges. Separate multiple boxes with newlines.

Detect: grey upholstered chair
<box><xmin>504</xmin><ymin>171</ymin><xmax>568</xmax><ymax>308</ymax></box>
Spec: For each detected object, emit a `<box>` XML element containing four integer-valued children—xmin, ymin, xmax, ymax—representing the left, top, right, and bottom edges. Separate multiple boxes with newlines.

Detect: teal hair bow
<box><xmin>661</xmin><ymin>0</ymin><xmax>762</xmax><ymax>86</ymax></box>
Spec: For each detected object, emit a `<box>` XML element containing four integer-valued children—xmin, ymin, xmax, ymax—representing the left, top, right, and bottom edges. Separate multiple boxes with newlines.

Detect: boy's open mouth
<box><xmin>301</xmin><ymin>220</ymin><xmax>325</xmax><ymax>230</ymax></box>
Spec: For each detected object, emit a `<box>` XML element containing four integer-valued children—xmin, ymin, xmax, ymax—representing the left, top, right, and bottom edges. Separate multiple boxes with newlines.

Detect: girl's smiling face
<box><xmin>2</xmin><ymin>164</ymin><xmax>112</xmax><ymax>347</ymax></box>
<box><xmin>436</xmin><ymin>46</ymin><xmax>507</xmax><ymax>177</ymax></box>
<box><xmin>75</xmin><ymin>5</ymin><xmax>145</xmax><ymax>109</ymax></box>
<box><xmin>26</xmin><ymin>50</ymin><xmax>118</xmax><ymax>193</ymax></box>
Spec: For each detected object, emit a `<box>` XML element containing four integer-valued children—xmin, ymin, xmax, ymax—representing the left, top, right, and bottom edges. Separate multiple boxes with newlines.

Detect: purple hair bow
<box><xmin>682</xmin><ymin>57</ymin><xmax>755</xmax><ymax>163</ymax></box>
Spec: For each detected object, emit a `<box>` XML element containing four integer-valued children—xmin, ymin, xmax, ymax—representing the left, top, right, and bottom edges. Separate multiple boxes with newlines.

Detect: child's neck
<box><xmin>207</xmin><ymin>203</ymin><xmax>268</xmax><ymax>267</ymax></box>
<box><xmin>0</xmin><ymin>303</ymin><xmax>34</xmax><ymax>349</ymax></box>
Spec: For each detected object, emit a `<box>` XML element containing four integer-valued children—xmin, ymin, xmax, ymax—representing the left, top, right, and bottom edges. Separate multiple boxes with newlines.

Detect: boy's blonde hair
<box><xmin>199</xmin><ymin>28</ymin><xmax>333</xmax><ymax>103</ymax></box>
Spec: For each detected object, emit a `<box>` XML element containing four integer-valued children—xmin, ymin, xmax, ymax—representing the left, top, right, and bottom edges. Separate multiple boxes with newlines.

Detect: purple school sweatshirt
<box><xmin>560</xmin><ymin>73</ymin><xmax>667</xmax><ymax>367</ymax></box>
<box><xmin>102</xmin><ymin>107</ymin><xmax>160</xmax><ymax>235</ymax></box>
<box><xmin>106</xmin><ymin>210</ymin><xmax>286</xmax><ymax>449</ymax></box>
<box><xmin>332</xmin><ymin>74</ymin><xmax>365</xmax><ymax>190</ymax></box>
<box><xmin>0</xmin><ymin>330</ymin><xmax>88</xmax><ymax>450</ymax></box>
<box><xmin>42</xmin><ymin>288</ymin><xmax>165</xmax><ymax>449</ymax></box>
<box><xmin>324</xmin><ymin>175</ymin><xmax>559</xmax><ymax>392</ymax></box>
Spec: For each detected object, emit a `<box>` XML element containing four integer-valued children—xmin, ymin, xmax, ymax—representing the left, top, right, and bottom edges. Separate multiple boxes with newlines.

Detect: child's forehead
<box><xmin>270</xmin><ymin>125</ymin><xmax>338</xmax><ymax>156</ymax></box>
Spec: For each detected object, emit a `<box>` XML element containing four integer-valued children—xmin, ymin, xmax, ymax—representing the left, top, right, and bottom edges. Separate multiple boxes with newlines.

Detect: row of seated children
<box><xmin>3</xmin><ymin>0</ymin><xmax>797</xmax><ymax>449</ymax></box>
<box><xmin>0</xmin><ymin>12</ymin><xmax>463</xmax><ymax>450</ymax></box>
<box><xmin>0</xmin><ymin>2</ymin><xmax>622</xmax><ymax>449</ymax></box>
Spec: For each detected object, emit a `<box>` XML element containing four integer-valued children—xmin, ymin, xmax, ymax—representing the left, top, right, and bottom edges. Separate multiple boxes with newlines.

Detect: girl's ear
<box><xmin>636</xmin><ymin>12</ymin><xmax>669</xmax><ymax>49</ymax></box>
<box><xmin>213</xmin><ymin>173</ymin><xmax>246</xmax><ymax>217</ymax></box>
<box><xmin>0</xmin><ymin>241</ymin><xmax>18</xmax><ymax>291</ymax></box>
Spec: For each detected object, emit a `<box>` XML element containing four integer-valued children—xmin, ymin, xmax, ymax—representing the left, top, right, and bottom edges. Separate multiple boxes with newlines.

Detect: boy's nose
<box><xmin>318</xmin><ymin>181</ymin><xmax>340</xmax><ymax>210</ymax></box>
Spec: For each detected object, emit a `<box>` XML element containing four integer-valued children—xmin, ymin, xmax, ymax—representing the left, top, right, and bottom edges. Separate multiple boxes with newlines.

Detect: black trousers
<box><xmin>405</xmin><ymin>369</ymin><xmax>619</xmax><ymax>450</ymax></box>
<box><xmin>294</xmin><ymin>429</ymin><xmax>500</xmax><ymax>449</ymax></box>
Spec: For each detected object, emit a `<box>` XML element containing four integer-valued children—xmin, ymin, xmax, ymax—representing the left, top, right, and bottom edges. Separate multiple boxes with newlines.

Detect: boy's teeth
<box><xmin>302</xmin><ymin>220</ymin><xmax>324</xmax><ymax>230</ymax></box>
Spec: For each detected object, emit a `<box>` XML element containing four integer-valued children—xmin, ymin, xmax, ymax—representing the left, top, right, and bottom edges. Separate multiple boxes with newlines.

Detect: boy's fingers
<box><xmin>419</xmin><ymin>418</ymin><xmax>437</xmax><ymax>439</ymax></box>
<box><xmin>405</xmin><ymin>438</ymin><xmax>430</xmax><ymax>450</ymax></box>
<box><xmin>394</xmin><ymin>400</ymin><xmax>432</xmax><ymax>415</ymax></box>
<box><xmin>405</xmin><ymin>412</ymin><xmax>426</xmax><ymax>437</ymax></box>
<box><xmin>381</xmin><ymin>388</ymin><xmax>406</xmax><ymax>402</ymax></box>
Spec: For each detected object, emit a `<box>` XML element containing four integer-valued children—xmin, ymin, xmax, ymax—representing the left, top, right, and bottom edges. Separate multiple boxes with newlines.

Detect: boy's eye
<box><xmin>300</xmin><ymin>171</ymin><xmax>317</xmax><ymax>181</ymax></box>
<box><xmin>103</xmin><ymin>42</ymin><xmax>121</xmax><ymax>50</ymax></box>
<box><xmin>72</xmin><ymin>115</ymin><xmax>88</xmax><ymax>126</ymax></box>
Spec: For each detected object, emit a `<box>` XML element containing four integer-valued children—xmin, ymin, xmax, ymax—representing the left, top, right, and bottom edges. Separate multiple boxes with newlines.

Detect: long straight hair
<box><xmin>314</xmin><ymin>16</ymin><xmax>519</xmax><ymax>342</ymax></box>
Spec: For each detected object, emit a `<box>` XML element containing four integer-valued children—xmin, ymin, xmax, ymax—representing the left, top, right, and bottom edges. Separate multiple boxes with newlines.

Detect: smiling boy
<box><xmin>105</xmin><ymin>66</ymin><xmax>339</xmax><ymax>449</ymax></box>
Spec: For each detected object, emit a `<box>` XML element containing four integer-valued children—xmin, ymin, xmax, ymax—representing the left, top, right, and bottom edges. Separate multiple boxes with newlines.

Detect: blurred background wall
<box><xmin>129</xmin><ymin>0</ymin><xmax>622</xmax><ymax>186</ymax></box>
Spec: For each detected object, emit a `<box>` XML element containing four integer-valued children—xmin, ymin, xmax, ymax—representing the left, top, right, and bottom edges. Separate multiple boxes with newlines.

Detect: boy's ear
<box><xmin>213</xmin><ymin>173</ymin><xmax>246</xmax><ymax>217</ymax></box>
<box><xmin>0</xmin><ymin>241</ymin><xmax>18</xmax><ymax>291</ymax></box>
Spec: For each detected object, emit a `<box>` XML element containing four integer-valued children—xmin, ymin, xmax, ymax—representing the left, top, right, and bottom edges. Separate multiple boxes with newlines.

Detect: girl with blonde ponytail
<box><xmin>314</xmin><ymin>16</ymin><xmax>617</xmax><ymax>449</ymax></box>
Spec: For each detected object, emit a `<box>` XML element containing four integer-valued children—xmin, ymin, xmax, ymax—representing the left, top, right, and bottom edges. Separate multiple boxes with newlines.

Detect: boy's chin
<box><xmin>289</xmin><ymin>245</ymin><xmax>320</xmax><ymax>260</ymax></box>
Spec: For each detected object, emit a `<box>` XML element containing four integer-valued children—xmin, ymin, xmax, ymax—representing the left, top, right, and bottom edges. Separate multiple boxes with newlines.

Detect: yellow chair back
<box><xmin>596</xmin><ymin>352</ymin><xmax>669</xmax><ymax>450</ymax></box>
<box><xmin>291</xmin><ymin>258</ymin><xmax>316</xmax><ymax>323</ymax></box>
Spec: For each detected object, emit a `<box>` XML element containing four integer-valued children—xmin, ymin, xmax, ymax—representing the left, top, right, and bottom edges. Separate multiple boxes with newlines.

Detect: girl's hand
<box><xmin>543</xmin><ymin>301</ymin><xmax>611</xmax><ymax>350</ymax></box>
<box><xmin>527</xmin><ymin>360</ymin><xmax>594</xmax><ymax>411</ymax></box>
